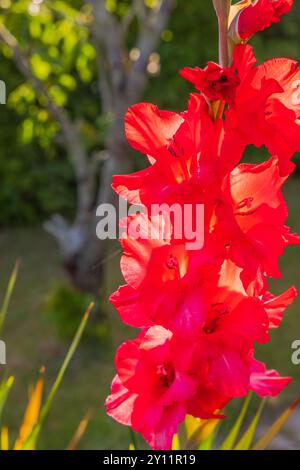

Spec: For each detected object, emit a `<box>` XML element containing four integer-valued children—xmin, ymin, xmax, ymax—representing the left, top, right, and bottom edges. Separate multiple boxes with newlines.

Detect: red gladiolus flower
<box><xmin>229</xmin><ymin>44</ymin><xmax>300</xmax><ymax>174</ymax></box>
<box><xmin>113</xmin><ymin>93</ymin><xmax>245</xmax><ymax>207</ymax></box>
<box><xmin>180</xmin><ymin>44</ymin><xmax>300</xmax><ymax>175</ymax></box>
<box><xmin>106</xmin><ymin>324</ymin><xmax>290</xmax><ymax>449</ymax></box>
<box><xmin>218</xmin><ymin>156</ymin><xmax>296</xmax><ymax>288</ymax></box>
<box><xmin>180</xmin><ymin>62</ymin><xmax>240</xmax><ymax>104</ymax></box>
<box><xmin>106</xmin><ymin>4</ymin><xmax>299</xmax><ymax>450</ymax></box>
<box><xmin>106</xmin><ymin>326</ymin><xmax>202</xmax><ymax>450</ymax></box>
<box><xmin>234</xmin><ymin>0</ymin><xmax>294</xmax><ymax>41</ymax></box>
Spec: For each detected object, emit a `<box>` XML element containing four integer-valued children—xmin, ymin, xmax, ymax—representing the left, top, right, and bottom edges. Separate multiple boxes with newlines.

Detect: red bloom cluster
<box><xmin>105</xmin><ymin>5</ymin><xmax>299</xmax><ymax>450</ymax></box>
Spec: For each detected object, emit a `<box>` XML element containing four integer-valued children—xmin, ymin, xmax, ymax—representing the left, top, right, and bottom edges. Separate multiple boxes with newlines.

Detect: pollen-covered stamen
<box><xmin>203</xmin><ymin>302</ymin><xmax>230</xmax><ymax>334</ymax></box>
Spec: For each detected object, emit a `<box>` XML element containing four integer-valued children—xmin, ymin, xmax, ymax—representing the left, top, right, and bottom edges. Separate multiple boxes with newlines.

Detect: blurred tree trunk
<box><xmin>0</xmin><ymin>0</ymin><xmax>175</xmax><ymax>294</ymax></box>
<box><xmin>48</xmin><ymin>0</ymin><xmax>176</xmax><ymax>294</ymax></box>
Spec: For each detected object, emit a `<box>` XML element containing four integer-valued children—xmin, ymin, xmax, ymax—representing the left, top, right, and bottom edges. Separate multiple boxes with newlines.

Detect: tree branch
<box><xmin>126</xmin><ymin>0</ymin><xmax>175</xmax><ymax>101</ymax></box>
<box><xmin>89</xmin><ymin>0</ymin><xmax>127</xmax><ymax>96</ymax></box>
<box><xmin>121</xmin><ymin>1</ymin><xmax>137</xmax><ymax>36</ymax></box>
<box><xmin>91</xmin><ymin>35</ymin><xmax>115</xmax><ymax>113</ymax></box>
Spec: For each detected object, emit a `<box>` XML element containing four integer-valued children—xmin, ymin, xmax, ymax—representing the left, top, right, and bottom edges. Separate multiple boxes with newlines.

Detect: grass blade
<box><xmin>0</xmin><ymin>376</ymin><xmax>15</xmax><ymax>426</ymax></box>
<box><xmin>220</xmin><ymin>393</ymin><xmax>252</xmax><ymax>450</ymax></box>
<box><xmin>253</xmin><ymin>394</ymin><xmax>300</xmax><ymax>450</ymax></box>
<box><xmin>1</xmin><ymin>427</ymin><xmax>9</xmax><ymax>450</ymax></box>
<box><xmin>67</xmin><ymin>410</ymin><xmax>91</xmax><ymax>450</ymax></box>
<box><xmin>129</xmin><ymin>428</ymin><xmax>138</xmax><ymax>450</ymax></box>
<box><xmin>186</xmin><ymin>417</ymin><xmax>219</xmax><ymax>450</ymax></box>
<box><xmin>234</xmin><ymin>399</ymin><xmax>266</xmax><ymax>450</ymax></box>
<box><xmin>22</xmin><ymin>302</ymin><xmax>93</xmax><ymax>449</ymax></box>
<box><xmin>0</xmin><ymin>261</ymin><xmax>19</xmax><ymax>335</ymax></box>
<box><xmin>185</xmin><ymin>415</ymin><xmax>202</xmax><ymax>440</ymax></box>
<box><xmin>172</xmin><ymin>433</ymin><xmax>180</xmax><ymax>450</ymax></box>
<box><xmin>14</xmin><ymin>368</ymin><xmax>45</xmax><ymax>450</ymax></box>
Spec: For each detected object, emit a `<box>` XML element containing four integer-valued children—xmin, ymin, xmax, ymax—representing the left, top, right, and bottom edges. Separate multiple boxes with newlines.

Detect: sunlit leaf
<box><xmin>235</xmin><ymin>399</ymin><xmax>266</xmax><ymax>450</ymax></box>
<box><xmin>220</xmin><ymin>393</ymin><xmax>252</xmax><ymax>450</ymax></box>
<box><xmin>21</xmin><ymin>118</ymin><xmax>34</xmax><ymax>144</ymax></box>
<box><xmin>172</xmin><ymin>433</ymin><xmax>180</xmax><ymax>450</ymax></box>
<box><xmin>14</xmin><ymin>368</ymin><xmax>45</xmax><ymax>450</ymax></box>
<box><xmin>51</xmin><ymin>0</ymin><xmax>80</xmax><ymax>19</ymax></box>
<box><xmin>59</xmin><ymin>74</ymin><xmax>77</xmax><ymax>90</ymax></box>
<box><xmin>21</xmin><ymin>303</ymin><xmax>93</xmax><ymax>449</ymax></box>
<box><xmin>186</xmin><ymin>417</ymin><xmax>219</xmax><ymax>450</ymax></box>
<box><xmin>1</xmin><ymin>427</ymin><xmax>9</xmax><ymax>450</ymax></box>
<box><xmin>31</xmin><ymin>54</ymin><xmax>51</xmax><ymax>80</ymax></box>
<box><xmin>49</xmin><ymin>85</ymin><xmax>67</xmax><ymax>106</ymax></box>
<box><xmin>0</xmin><ymin>376</ymin><xmax>14</xmax><ymax>425</ymax></box>
<box><xmin>185</xmin><ymin>414</ymin><xmax>202</xmax><ymax>440</ymax></box>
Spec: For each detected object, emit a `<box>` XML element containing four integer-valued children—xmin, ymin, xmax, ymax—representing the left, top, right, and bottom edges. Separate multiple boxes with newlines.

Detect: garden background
<box><xmin>0</xmin><ymin>0</ymin><xmax>299</xmax><ymax>449</ymax></box>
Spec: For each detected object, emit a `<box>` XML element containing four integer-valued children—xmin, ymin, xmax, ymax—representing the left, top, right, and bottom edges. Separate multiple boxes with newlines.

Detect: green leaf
<box><xmin>0</xmin><ymin>376</ymin><xmax>15</xmax><ymax>427</ymax></box>
<box><xmin>186</xmin><ymin>417</ymin><xmax>219</xmax><ymax>450</ymax></box>
<box><xmin>220</xmin><ymin>393</ymin><xmax>252</xmax><ymax>450</ymax></box>
<box><xmin>235</xmin><ymin>399</ymin><xmax>266</xmax><ymax>450</ymax></box>
<box><xmin>172</xmin><ymin>433</ymin><xmax>180</xmax><ymax>450</ymax></box>
<box><xmin>185</xmin><ymin>414</ymin><xmax>201</xmax><ymax>440</ymax></box>
<box><xmin>253</xmin><ymin>394</ymin><xmax>300</xmax><ymax>450</ymax></box>
<box><xmin>129</xmin><ymin>428</ymin><xmax>138</xmax><ymax>451</ymax></box>
<box><xmin>31</xmin><ymin>54</ymin><xmax>51</xmax><ymax>80</ymax></box>
<box><xmin>21</xmin><ymin>303</ymin><xmax>93</xmax><ymax>449</ymax></box>
<box><xmin>0</xmin><ymin>261</ymin><xmax>19</xmax><ymax>335</ymax></box>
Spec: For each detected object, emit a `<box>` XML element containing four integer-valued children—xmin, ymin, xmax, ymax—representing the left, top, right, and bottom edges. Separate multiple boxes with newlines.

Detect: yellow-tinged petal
<box><xmin>1</xmin><ymin>427</ymin><xmax>9</xmax><ymax>450</ymax></box>
<box><xmin>14</xmin><ymin>369</ymin><xmax>44</xmax><ymax>450</ymax></box>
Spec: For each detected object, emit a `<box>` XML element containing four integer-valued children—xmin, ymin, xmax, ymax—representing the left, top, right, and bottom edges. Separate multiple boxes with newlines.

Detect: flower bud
<box><xmin>229</xmin><ymin>0</ymin><xmax>293</xmax><ymax>43</ymax></box>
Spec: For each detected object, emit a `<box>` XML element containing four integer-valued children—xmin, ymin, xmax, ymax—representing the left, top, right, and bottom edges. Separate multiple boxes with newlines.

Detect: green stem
<box><xmin>212</xmin><ymin>0</ymin><xmax>231</xmax><ymax>67</ymax></box>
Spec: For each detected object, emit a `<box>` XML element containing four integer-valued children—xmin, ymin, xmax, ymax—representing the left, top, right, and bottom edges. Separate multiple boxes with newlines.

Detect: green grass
<box><xmin>0</xmin><ymin>228</ymin><xmax>133</xmax><ymax>449</ymax></box>
<box><xmin>0</xmin><ymin>176</ymin><xmax>299</xmax><ymax>449</ymax></box>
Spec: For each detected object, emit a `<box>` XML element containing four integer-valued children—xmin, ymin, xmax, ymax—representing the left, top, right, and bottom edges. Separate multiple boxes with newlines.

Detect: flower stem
<box><xmin>212</xmin><ymin>0</ymin><xmax>231</xmax><ymax>67</ymax></box>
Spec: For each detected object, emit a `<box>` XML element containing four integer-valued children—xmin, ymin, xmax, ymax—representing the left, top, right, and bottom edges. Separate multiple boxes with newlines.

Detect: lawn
<box><xmin>0</xmin><ymin>176</ymin><xmax>299</xmax><ymax>449</ymax></box>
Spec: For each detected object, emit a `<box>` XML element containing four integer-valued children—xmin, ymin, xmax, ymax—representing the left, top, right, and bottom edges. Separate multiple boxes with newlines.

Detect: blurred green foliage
<box><xmin>43</xmin><ymin>282</ymin><xmax>110</xmax><ymax>340</ymax></box>
<box><xmin>0</xmin><ymin>0</ymin><xmax>299</xmax><ymax>225</ymax></box>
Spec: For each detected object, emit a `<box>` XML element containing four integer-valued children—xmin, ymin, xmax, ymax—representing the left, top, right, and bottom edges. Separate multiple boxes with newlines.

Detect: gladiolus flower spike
<box><xmin>106</xmin><ymin>0</ymin><xmax>299</xmax><ymax>450</ymax></box>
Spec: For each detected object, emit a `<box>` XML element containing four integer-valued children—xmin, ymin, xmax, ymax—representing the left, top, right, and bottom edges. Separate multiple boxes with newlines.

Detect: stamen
<box><xmin>166</xmin><ymin>255</ymin><xmax>179</xmax><ymax>270</ymax></box>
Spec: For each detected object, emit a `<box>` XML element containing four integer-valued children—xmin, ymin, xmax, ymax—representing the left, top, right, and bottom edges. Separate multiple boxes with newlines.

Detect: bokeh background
<box><xmin>0</xmin><ymin>0</ymin><xmax>299</xmax><ymax>449</ymax></box>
